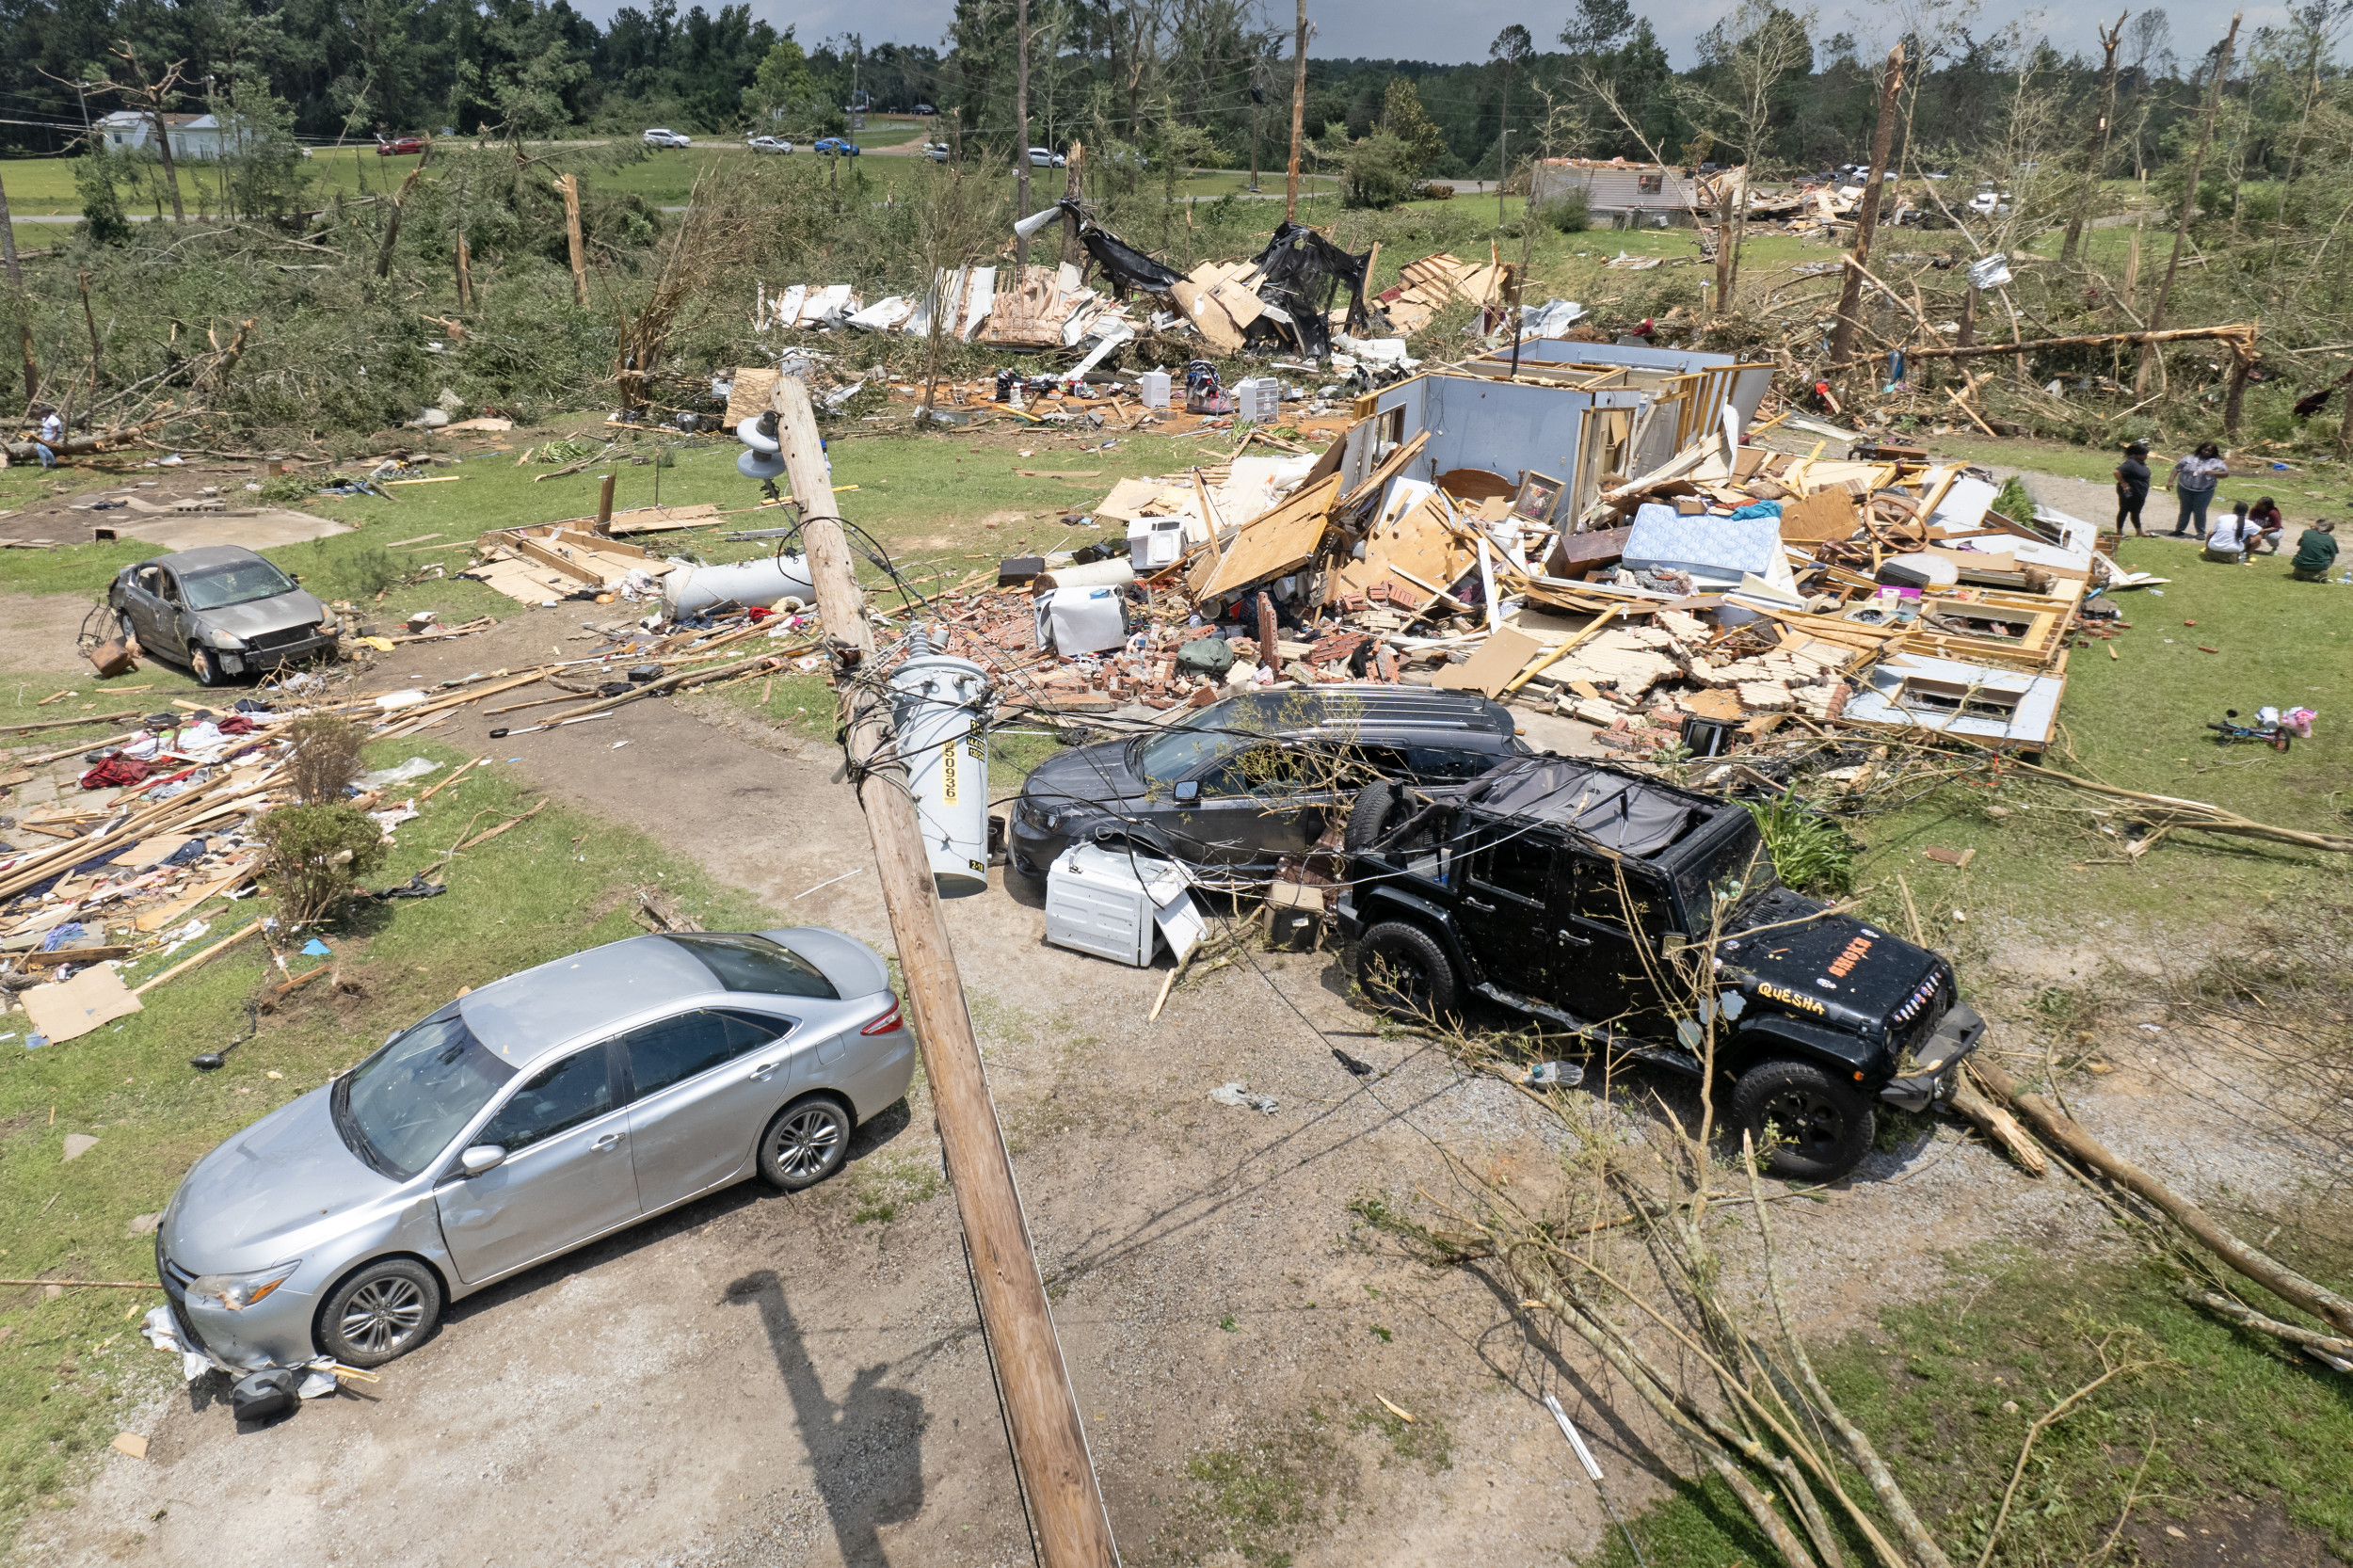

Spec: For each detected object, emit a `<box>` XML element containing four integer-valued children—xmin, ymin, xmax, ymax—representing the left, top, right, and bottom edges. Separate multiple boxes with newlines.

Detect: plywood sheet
<box><xmin>1433</xmin><ymin>628</ymin><xmax>1545</xmax><ymax>697</ymax></box>
<box><xmin>1776</xmin><ymin>486</ymin><xmax>1861</xmax><ymax>543</ymax></box>
<box><xmin>725</xmin><ymin>368</ymin><xmax>781</xmax><ymax>425</ymax></box>
<box><xmin>1191</xmin><ymin>474</ymin><xmax>1341</xmax><ymax>600</ymax></box>
<box><xmin>1337</xmin><ymin>490</ymin><xmax>1476</xmax><ymax>604</ymax></box>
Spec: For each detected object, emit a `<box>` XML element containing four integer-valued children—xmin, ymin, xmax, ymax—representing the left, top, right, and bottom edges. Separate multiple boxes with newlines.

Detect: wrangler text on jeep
<box><xmin>1337</xmin><ymin>756</ymin><xmax>1983</xmax><ymax>1180</ymax></box>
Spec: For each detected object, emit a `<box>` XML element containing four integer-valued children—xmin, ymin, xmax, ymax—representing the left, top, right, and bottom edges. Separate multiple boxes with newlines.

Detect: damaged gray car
<box><xmin>155</xmin><ymin>930</ymin><xmax>916</xmax><ymax>1370</ymax></box>
<box><xmin>108</xmin><ymin>544</ymin><xmax>338</xmax><ymax>686</ymax></box>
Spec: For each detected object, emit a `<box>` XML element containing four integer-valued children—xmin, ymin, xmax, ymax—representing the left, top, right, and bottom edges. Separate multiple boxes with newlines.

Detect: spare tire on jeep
<box><xmin>1732</xmin><ymin>1058</ymin><xmax>1876</xmax><ymax>1180</ymax></box>
<box><xmin>1344</xmin><ymin>781</ymin><xmax>1400</xmax><ymax>852</ymax></box>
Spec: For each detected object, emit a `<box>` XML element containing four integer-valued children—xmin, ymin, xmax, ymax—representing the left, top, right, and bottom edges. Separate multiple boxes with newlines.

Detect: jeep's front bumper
<box><xmin>1879</xmin><ymin>1001</ymin><xmax>1986</xmax><ymax>1112</ymax></box>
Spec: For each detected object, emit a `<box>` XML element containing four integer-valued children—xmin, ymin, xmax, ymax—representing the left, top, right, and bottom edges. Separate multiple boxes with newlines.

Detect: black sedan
<box><xmin>1009</xmin><ymin>688</ymin><xmax>1528</xmax><ymax>877</ymax></box>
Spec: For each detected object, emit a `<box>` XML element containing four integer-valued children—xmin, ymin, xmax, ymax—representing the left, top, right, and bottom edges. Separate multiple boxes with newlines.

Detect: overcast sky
<box><xmin>578</xmin><ymin>0</ymin><xmax>2280</xmax><ymax>71</ymax></box>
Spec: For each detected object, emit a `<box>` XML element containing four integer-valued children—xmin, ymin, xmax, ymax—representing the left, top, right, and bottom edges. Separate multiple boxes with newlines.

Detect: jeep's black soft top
<box><xmin>1417</xmin><ymin>755</ymin><xmax>1742</xmax><ymax>859</ymax></box>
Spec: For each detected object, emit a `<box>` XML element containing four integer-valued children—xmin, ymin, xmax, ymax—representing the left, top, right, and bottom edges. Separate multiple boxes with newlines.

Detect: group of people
<box><xmin>2114</xmin><ymin>440</ymin><xmax>2338</xmax><ymax>581</ymax></box>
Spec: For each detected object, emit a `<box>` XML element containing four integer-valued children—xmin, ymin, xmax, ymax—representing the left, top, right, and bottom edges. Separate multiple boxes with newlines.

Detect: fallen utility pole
<box><xmin>767</xmin><ymin>374</ymin><xmax>1118</xmax><ymax>1566</ymax></box>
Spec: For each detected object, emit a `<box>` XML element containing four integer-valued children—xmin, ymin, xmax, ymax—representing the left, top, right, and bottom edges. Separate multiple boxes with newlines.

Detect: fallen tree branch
<box><xmin>1973</xmin><ymin>1057</ymin><xmax>2353</xmax><ymax>1336</ymax></box>
<box><xmin>2184</xmin><ymin>1288</ymin><xmax>2353</xmax><ymax>1372</ymax></box>
<box><xmin>1905</xmin><ymin>322</ymin><xmax>2256</xmax><ymax>363</ymax></box>
<box><xmin>1976</xmin><ymin>1338</ymin><xmax>2155</xmax><ymax>1568</ymax></box>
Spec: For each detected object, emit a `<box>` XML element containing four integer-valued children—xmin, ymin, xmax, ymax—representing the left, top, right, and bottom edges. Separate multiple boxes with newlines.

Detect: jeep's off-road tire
<box><xmin>1732</xmin><ymin>1059</ymin><xmax>1876</xmax><ymax>1181</ymax></box>
<box><xmin>1355</xmin><ymin>920</ymin><xmax>1460</xmax><ymax>1022</ymax></box>
<box><xmin>1344</xmin><ymin>781</ymin><xmax>1400</xmax><ymax>852</ymax></box>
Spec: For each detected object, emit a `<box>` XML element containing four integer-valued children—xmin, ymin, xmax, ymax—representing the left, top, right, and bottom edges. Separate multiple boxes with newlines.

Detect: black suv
<box><xmin>1010</xmin><ymin>688</ymin><xmax>1529</xmax><ymax>877</ymax></box>
<box><xmin>1336</xmin><ymin>756</ymin><xmax>1983</xmax><ymax>1179</ymax></box>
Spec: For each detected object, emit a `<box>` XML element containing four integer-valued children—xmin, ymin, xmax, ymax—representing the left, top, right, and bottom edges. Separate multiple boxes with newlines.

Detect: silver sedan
<box><xmin>155</xmin><ymin>929</ymin><xmax>916</xmax><ymax>1369</ymax></box>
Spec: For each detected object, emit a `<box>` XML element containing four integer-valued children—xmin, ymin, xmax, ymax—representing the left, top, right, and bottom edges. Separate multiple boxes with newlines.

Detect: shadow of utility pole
<box><xmin>725</xmin><ymin>1269</ymin><xmax>930</xmax><ymax>1564</ymax></box>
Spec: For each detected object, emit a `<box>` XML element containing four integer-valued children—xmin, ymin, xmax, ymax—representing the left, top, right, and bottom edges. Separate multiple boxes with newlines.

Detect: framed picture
<box><xmin>1512</xmin><ymin>471</ymin><xmax>1564</xmax><ymax>525</ymax></box>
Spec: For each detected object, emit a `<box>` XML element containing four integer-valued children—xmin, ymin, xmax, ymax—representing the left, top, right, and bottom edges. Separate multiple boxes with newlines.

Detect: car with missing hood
<box><xmin>154</xmin><ymin>930</ymin><xmax>915</xmax><ymax>1371</ymax></box>
<box><xmin>1010</xmin><ymin>687</ymin><xmax>1530</xmax><ymax>878</ymax></box>
<box><xmin>108</xmin><ymin>545</ymin><xmax>337</xmax><ymax>686</ymax></box>
<box><xmin>1337</xmin><ymin>756</ymin><xmax>1982</xmax><ymax>1180</ymax></box>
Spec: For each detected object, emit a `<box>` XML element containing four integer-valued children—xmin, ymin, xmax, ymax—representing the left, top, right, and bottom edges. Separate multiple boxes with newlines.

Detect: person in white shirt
<box><xmin>2203</xmin><ymin>502</ymin><xmax>2255</xmax><ymax>562</ymax></box>
<box><xmin>34</xmin><ymin>408</ymin><xmax>62</xmax><ymax>469</ymax></box>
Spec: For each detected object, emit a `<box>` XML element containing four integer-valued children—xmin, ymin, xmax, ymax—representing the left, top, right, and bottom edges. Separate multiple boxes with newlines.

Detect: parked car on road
<box><xmin>813</xmin><ymin>136</ymin><xmax>861</xmax><ymax>156</ymax></box>
<box><xmin>1010</xmin><ymin>687</ymin><xmax>1529</xmax><ymax>878</ymax></box>
<box><xmin>643</xmin><ymin>127</ymin><xmax>693</xmax><ymax>148</ymax></box>
<box><xmin>914</xmin><ymin>102</ymin><xmax>936</xmax><ymax>115</ymax></box>
<box><xmin>374</xmin><ymin>134</ymin><xmax>424</xmax><ymax>156</ymax></box>
<box><xmin>1338</xmin><ymin>755</ymin><xmax>1983</xmax><ymax>1180</ymax></box>
<box><xmin>155</xmin><ymin>930</ymin><xmax>916</xmax><ymax>1371</ymax></box>
<box><xmin>108</xmin><ymin>545</ymin><xmax>335</xmax><ymax>686</ymax></box>
<box><xmin>1028</xmin><ymin>146</ymin><xmax>1066</xmax><ymax>168</ymax></box>
<box><xmin>747</xmin><ymin>135</ymin><xmax>793</xmax><ymax>153</ymax></box>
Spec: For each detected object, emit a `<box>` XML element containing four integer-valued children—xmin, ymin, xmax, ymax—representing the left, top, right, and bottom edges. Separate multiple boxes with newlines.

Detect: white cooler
<box><xmin>1045</xmin><ymin>844</ymin><xmax>1206</xmax><ymax>967</ymax></box>
<box><xmin>1138</xmin><ymin>369</ymin><xmax>1172</xmax><ymax>408</ymax></box>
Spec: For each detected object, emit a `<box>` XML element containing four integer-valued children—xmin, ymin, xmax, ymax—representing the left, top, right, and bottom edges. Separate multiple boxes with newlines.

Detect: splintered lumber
<box><xmin>1972</xmin><ymin>1058</ymin><xmax>2353</xmax><ymax>1338</ymax></box>
<box><xmin>767</xmin><ymin>372</ymin><xmax>1118</xmax><ymax>1565</ymax></box>
<box><xmin>1948</xmin><ymin>1064</ymin><xmax>2047</xmax><ymax>1176</ymax></box>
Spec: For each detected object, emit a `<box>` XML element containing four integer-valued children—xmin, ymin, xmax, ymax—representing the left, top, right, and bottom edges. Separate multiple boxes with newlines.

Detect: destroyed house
<box><xmin>1461</xmin><ymin>342</ymin><xmax>1775</xmax><ymax>477</ymax></box>
<box><xmin>1530</xmin><ymin>159</ymin><xmax>1699</xmax><ymax>227</ymax></box>
<box><xmin>1349</xmin><ymin>372</ymin><xmax>1650</xmax><ymax>530</ymax></box>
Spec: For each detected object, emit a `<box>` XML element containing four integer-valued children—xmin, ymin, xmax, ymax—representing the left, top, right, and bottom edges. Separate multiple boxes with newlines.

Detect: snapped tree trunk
<box><xmin>1014</xmin><ymin>0</ymin><xmax>1031</xmax><ymax>267</ymax></box>
<box><xmin>2137</xmin><ymin>12</ymin><xmax>2239</xmax><ymax>394</ymax></box>
<box><xmin>1830</xmin><ymin>44</ymin><xmax>1905</xmax><ymax>364</ymax></box>
<box><xmin>1286</xmin><ymin>0</ymin><xmax>1308</xmax><ymax>219</ymax></box>
<box><xmin>0</xmin><ymin>165</ymin><xmax>21</xmax><ymax>289</ymax></box>
<box><xmin>2060</xmin><ymin>16</ymin><xmax>2126</xmax><ymax>264</ymax></box>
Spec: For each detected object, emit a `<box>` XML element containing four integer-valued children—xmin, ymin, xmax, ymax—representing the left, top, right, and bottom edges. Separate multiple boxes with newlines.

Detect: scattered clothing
<box><xmin>79</xmin><ymin>754</ymin><xmax>152</xmax><ymax>790</ymax></box>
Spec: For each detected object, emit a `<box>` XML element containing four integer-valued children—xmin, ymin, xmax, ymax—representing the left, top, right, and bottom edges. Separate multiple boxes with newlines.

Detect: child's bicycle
<box><xmin>2208</xmin><ymin>710</ymin><xmax>2293</xmax><ymax>752</ymax></box>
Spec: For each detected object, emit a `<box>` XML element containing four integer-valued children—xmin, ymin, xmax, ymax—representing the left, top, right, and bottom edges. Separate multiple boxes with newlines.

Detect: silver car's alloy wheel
<box><xmin>771</xmin><ymin>1105</ymin><xmax>844</xmax><ymax>1180</ymax></box>
<box><xmin>339</xmin><ymin>1275</ymin><xmax>427</xmax><ymax>1355</ymax></box>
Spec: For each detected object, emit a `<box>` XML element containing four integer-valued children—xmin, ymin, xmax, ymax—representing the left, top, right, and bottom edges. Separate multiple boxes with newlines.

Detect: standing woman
<box><xmin>2168</xmin><ymin>440</ymin><xmax>2229</xmax><ymax>538</ymax></box>
<box><xmin>2114</xmin><ymin>442</ymin><xmax>2152</xmax><ymax>536</ymax></box>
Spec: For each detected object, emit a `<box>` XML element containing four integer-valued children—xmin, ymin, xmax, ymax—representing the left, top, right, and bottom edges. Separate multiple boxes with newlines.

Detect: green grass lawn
<box><xmin>1606</xmin><ymin>1245</ymin><xmax>2353</xmax><ymax>1567</ymax></box>
<box><xmin>0</xmin><ymin>426</ymin><xmax>1246</xmax><ymax>621</ymax></box>
<box><xmin>0</xmin><ymin>730</ymin><xmax>786</xmax><ymax>1544</ymax></box>
<box><xmin>1841</xmin><ymin>532</ymin><xmax>2353</xmax><ymax>950</ymax></box>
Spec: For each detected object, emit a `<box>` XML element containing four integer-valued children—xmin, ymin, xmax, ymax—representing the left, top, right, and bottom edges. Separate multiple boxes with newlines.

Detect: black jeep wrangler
<box><xmin>1336</xmin><ymin>755</ymin><xmax>1984</xmax><ymax>1180</ymax></box>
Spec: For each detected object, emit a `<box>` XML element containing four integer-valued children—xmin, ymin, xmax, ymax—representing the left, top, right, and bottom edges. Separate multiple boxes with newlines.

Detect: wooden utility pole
<box><xmin>2137</xmin><ymin>11</ymin><xmax>2237</xmax><ymax>395</ymax></box>
<box><xmin>1015</xmin><ymin>0</ymin><xmax>1032</xmax><ymax>266</ymax></box>
<box><xmin>559</xmin><ymin>173</ymin><xmax>589</xmax><ymax>306</ymax></box>
<box><xmin>1829</xmin><ymin>43</ymin><xmax>1904</xmax><ymax>365</ymax></box>
<box><xmin>2060</xmin><ymin>15</ymin><xmax>2127</xmax><ymax>264</ymax></box>
<box><xmin>764</xmin><ymin>374</ymin><xmax>1118</xmax><ymax>1567</ymax></box>
<box><xmin>1285</xmin><ymin>0</ymin><xmax>1308</xmax><ymax>218</ymax></box>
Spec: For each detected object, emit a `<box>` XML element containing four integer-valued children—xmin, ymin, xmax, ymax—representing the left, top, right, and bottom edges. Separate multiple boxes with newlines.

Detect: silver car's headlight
<box><xmin>185</xmin><ymin>1259</ymin><xmax>301</xmax><ymax>1312</ymax></box>
<box><xmin>202</xmin><ymin>627</ymin><xmax>247</xmax><ymax>650</ymax></box>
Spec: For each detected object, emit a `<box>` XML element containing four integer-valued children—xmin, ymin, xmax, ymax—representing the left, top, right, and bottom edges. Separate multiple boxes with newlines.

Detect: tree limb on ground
<box><xmin>1973</xmin><ymin>1057</ymin><xmax>2353</xmax><ymax>1342</ymax></box>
